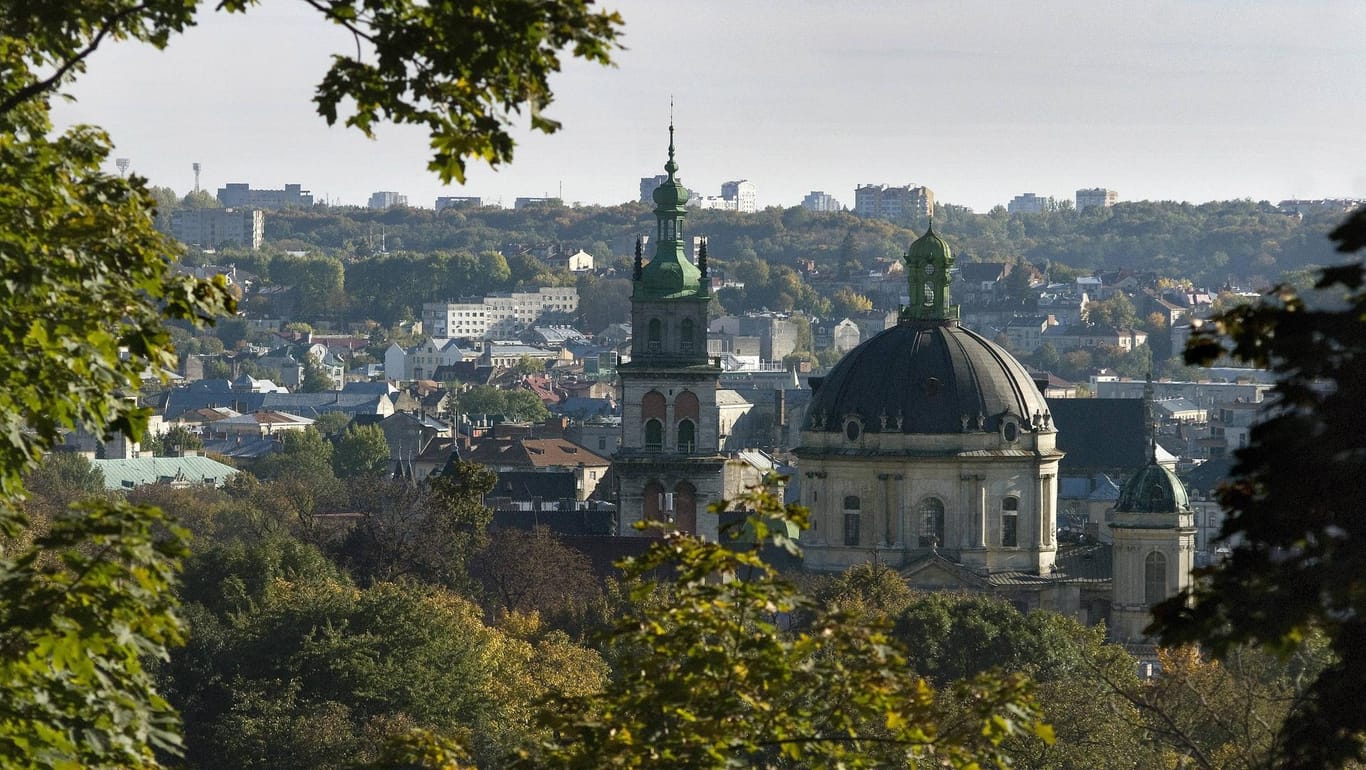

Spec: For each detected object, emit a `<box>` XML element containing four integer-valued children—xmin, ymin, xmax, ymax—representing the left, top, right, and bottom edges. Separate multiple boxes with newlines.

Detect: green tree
<box><xmin>521</xmin><ymin>478</ymin><xmax>1051</xmax><ymax>768</ymax></box>
<box><xmin>338</xmin><ymin>463</ymin><xmax>495</xmax><ymax>590</ymax></box>
<box><xmin>300</xmin><ymin>354</ymin><xmax>334</xmax><ymax>392</ymax></box>
<box><xmin>1152</xmin><ymin>212</ymin><xmax>1366</xmax><ymax>770</ymax></box>
<box><xmin>332</xmin><ymin>424</ymin><xmax>392</xmax><ymax>479</ymax></box>
<box><xmin>1</xmin><ymin>0</ymin><xmax>620</xmax><ymax>758</ymax></box>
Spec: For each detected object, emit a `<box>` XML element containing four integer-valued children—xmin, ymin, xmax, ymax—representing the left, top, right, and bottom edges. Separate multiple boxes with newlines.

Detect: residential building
<box><xmin>801</xmin><ymin>190</ymin><xmax>843</xmax><ymax>212</ymax></box>
<box><xmin>1041</xmin><ymin>324</ymin><xmax>1148</xmax><ymax>352</ymax></box>
<box><xmin>720</xmin><ymin>180</ymin><xmax>758</xmax><ymax>213</ymax></box>
<box><xmin>547</xmin><ymin>249</ymin><xmax>594</xmax><ymax>272</ymax></box>
<box><xmin>813</xmin><ymin>318</ymin><xmax>860</xmax><ymax>353</ymax></box>
<box><xmin>384</xmin><ymin>338</ymin><xmax>474</xmax><ymax>382</ymax></box>
<box><xmin>639</xmin><ymin>174</ymin><xmax>669</xmax><ymax>204</ymax></box>
<box><xmin>435</xmin><ymin>196</ymin><xmax>483</xmax><ymax>211</ymax></box>
<box><xmin>1075</xmin><ymin>187</ymin><xmax>1119</xmax><ymax>211</ymax></box>
<box><xmin>368</xmin><ymin>191</ymin><xmax>407</xmax><ymax>209</ymax></box>
<box><xmin>170</xmin><ymin>207</ymin><xmax>264</xmax><ymax>250</ymax></box>
<box><xmin>513</xmin><ymin>196</ymin><xmax>561</xmax><ymax>209</ymax></box>
<box><xmin>421</xmin><ymin>287</ymin><xmax>579</xmax><ymax>339</ymax></box>
<box><xmin>216</xmin><ymin>182</ymin><xmax>313</xmax><ymax>209</ymax></box>
<box><xmin>1007</xmin><ymin>193</ymin><xmax>1056</xmax><ymax>214</ymax></box>
<box><xmin>1005</xmin><ymin>316</ymin><xmax>1051</xmax><ymax>353</ymax></box>
<box><xmin>852</xmin><ymin>183</ymin><xmax>934</xmax><ymax>221</ymax></box>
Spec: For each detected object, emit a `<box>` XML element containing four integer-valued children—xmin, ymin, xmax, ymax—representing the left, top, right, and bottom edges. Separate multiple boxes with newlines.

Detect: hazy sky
<box><xmin>53</xmin><ymin>0</ymin><xmax>1366</xmax><ymax>212</ymax></box>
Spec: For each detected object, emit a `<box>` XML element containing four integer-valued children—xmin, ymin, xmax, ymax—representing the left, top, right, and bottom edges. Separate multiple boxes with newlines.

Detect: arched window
<box><xmin>677</xmin><ymin>419</ymin><xmax>696</xmax><ymax>453</ymax></box>
<box><xmin>918</xmin><ymin>497</ymin><xmax>945</xmax><ymax>548</ymax></box>
<box><xmin>644</xmin><ymin>419</ymin><xmax>663</xmax><ymax>451</ymax></box>
<box><xmin>1145</xmin><ymin>552</ymin><xmax>1167</xmax><ymax>605</ymax></box>
<box><xmin>1001</xmin><ymin>496</ymin><xmax>1019</xmax><ymax>548</ymax></box>
<box><xmin>674</xmin><ymin>481</ymin><xmax>697</xmax><ymax>534</ymax></box>
<box><xmin>843</xmin><ymin>495</ymin><xmax>861</xmax><ymax>546</ymax></box>
<box><xmin>647</xmin><ymin>318</ymin><xmax>662</xmax><ymax>352</ymax></box>
<box><xmin>680</xmin><ymin>317</ymin><xmax>695</xmax><ymax>353</ymax></box>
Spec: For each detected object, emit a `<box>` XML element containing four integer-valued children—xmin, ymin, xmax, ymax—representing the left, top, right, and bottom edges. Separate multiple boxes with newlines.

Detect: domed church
<box><xmin>795</xmin><ymin>227</ymin><xmax>1192</xmax><ymax>642</ymax></box>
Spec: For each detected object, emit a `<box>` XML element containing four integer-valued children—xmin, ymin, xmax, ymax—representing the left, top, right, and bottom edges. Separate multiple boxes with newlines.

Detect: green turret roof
<box><xmin>637</xmin><ymin>122</ymin><xmax>704</xmax><ymax>299</ymax></box>
<box><xmin>1115</xmin><ymin>462</ymin><xmax>1191</xmax><ymax>513</ymax></box>
<box><xmin>901</xmin><ymin>220</ymin><xmax>956</xmax><ymax>322</ymax></box>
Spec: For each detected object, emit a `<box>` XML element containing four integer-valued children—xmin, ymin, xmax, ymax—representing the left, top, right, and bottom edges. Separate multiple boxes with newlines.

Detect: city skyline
<box><xmin>51</xmin><ymin>0</ymin><xmax>1366</xmax><ymax>212</ymax></box>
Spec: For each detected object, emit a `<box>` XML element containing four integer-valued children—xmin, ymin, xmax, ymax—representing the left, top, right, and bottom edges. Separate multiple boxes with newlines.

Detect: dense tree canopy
<box><xmin>1152</xmin><ymin>210</ymin><xmax>1366</xmax><ymax>769</ymax></box>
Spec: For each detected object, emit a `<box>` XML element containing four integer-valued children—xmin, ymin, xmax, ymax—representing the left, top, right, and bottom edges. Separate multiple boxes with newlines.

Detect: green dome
<box><xmin>908</xmin><ymin>222</ymin><xmax>952</xmax><ymax>265</ymax></box>
<box><xmin>653</xmin><ymin>173</ymin><xmax>690</xmax><ymax>209</ymax></box>
<box><xmin>1115</xmin><ymin>463</ymin><xmax>1191</xmax><ymax>513</ymax></box>
<box><xmin>639</xmin><ymin>249</ymin><xmax>701</xmax><ymax>296</ymax></box>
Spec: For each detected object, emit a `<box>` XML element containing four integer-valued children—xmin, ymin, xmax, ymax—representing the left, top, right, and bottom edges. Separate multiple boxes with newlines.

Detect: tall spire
<box><xmin>636</xmin><ymin>113</ymin><xmax>700</xmax><ymax>299</ymax></box>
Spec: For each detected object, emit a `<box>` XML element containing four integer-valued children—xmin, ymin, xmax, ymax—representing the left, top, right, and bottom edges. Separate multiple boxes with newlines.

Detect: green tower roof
<box><xmin>1115</xmin><ymin>462</ymin><xmax>1192</xmax><ymax>513</ymax></box>
<box><xmin>901</xmin><ymin>220</ymin><xmax>956</xmax><ymax>322</ymax></box>
<box><xmin>637</xmin><ymin>121</ymin><xmax>704</xmax><ymax>299</ymax></box>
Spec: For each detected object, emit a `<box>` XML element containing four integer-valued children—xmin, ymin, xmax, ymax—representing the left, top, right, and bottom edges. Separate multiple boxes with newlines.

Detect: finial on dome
<box><xmin>665</xmin><ymin>99</ymin><xmax>678</xmax><ymax>178</ymax></box>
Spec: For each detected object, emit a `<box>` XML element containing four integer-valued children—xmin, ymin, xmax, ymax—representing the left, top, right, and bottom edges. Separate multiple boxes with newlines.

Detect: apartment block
<box><xmin>170</xmin><ymin>207</ymin><xmax>264</xmax><ymax>250</ymax></box>
<box><xmin>216</xmin><ymin>183</ymin><xmax>313</xmax><ymax>209</ymax></box>
<box><xmin>422</xmin><ymin>287</ymin><xmax>579</xmax><ymax>340</ymax></box>
<box><xmin>801</xmin><ymin>190</ymin><xmax>843</xmax><ymax>212</ymax></box>
<box><xmin>852</xmin><ymin>183</ymin><xmax>934</xmax><ymax>221</ymax></box>
<box><xmin>1075</xmin><ymin>187</ymin><xmax>1119</xmax><ymax>211</ymax></box>
<box><xmin>368</xmin><ymin>191</ymin><xmax>408</xmax><ymax>209</ymax></box>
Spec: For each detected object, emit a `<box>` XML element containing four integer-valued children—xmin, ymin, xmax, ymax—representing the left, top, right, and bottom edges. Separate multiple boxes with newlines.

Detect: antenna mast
<box><xmin>192</xmin><ymin>162</ymin><xmax>201</xmax><ymax>194</ymax></box>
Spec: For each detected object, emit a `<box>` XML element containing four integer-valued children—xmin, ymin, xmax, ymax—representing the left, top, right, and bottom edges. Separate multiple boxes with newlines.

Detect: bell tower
<box><xmin>614</xmin><ymin>122</ymin><xmax>725</xmax><ymax>538</ymax></box>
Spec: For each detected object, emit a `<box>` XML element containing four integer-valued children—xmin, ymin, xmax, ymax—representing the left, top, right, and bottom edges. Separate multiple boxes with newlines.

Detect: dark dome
<box><xmin>807</xmin><ymin>320</ymin><xmax>1050</xmax><ymax>435</ymax></box>
<box><xmin>1115</xmin><ymin>462</ymin><xmax>1191</xmax><ymax>513</ymax></box>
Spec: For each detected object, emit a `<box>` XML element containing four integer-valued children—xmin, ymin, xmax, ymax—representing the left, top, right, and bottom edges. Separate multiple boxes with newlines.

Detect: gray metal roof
<box><xmin>92</xmin><ymin>456</ymin><xmax>239</xmax><ymax>490</ymax></box>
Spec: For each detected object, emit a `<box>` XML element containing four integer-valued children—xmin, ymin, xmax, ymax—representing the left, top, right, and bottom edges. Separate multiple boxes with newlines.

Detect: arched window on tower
<box><xmin>918</xmin><ymin>497</ymin><xmax>945</xmax><ymax>548</ymax></box>
<box><xmin>843</xmin><ymin>495</ymin><xmax>862</xmax><ymax>547</ymax></box>
<box><xmin>641</xmin><ymin>391</ymin><xmax>666</xmax><ymax>451</ymax></box>
<box><xmin>677</xmin><ymin>419</ymin><xmax>696</xmax><ymax>453</ymax></box>
<box><xmin>680</xmin><ymin>317</ymin><xmax>695</xmax><ymax>353</ymax></box>
<box><xmin>647</xmin><ymin>318</ymin><xmax>663</xmax><ymax>353</ymax></box>
<box><xmin>1001</xmin><ymin>496</ymin><xmax>1019</xmax><ymax>547</ymax></box>
<box><xmin>1145</xmin><ymin>551</ymin><xmax>1167</xmax><ymax>605</ymax></box>
<box><xmin>644</xmin><ymin>419</ymin><xmax>663</xmax><ymax>452</ymax></box>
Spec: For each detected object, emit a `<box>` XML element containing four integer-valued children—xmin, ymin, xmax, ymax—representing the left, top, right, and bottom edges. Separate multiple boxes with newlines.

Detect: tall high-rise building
<box><xmin>1076</xmin><ymin>188</ymin><xmax>1119</xmax><ymax>211</ymax></box>
<box><xmin>720</xmin><ymin>180</ymin><xmax>758</xmax><ymax>213</ymax></box>
<box><xmin>639</xmin><ymin>174</ymin><xmax>670</xmax><ymax>204</ymax></box>
<box><xmin>170</xmin><ymin>208</ymin><xmax>264</xmax><ymax>250</ymax></box>
<box><xmin>801</xmin><ymin>190</ymin><xmax>843</xmax><ymax>212</ymax></box>
<box><xmin>853</xmin><ymin>183</ymin><xmax>934</xmax><ymax>221</ymax></box>
<box><xmin>368</xmin><ymin>191</ymin><xmax>408</xmax><ymax>209</ymax></box>
<box><xmin>216</xmin><ymin>183</ymin><xmax>313</xmax><ymax>209</ymax></box>
<box><xmin>1007</xmin><ymin>193</ymin><xmax>1056</xmax><ymax>214</ymax></box>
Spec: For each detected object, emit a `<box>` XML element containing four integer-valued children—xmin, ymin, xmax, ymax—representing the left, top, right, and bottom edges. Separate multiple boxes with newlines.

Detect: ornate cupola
<box><xmin>636</xmin><ymin>122</ymin><xmax>705</xmax><ymax>300</ymax></box>
<box><xmin>901</xmin><ymin>221</ymin><xmax>957</xmax><ymax>322</ymax></box>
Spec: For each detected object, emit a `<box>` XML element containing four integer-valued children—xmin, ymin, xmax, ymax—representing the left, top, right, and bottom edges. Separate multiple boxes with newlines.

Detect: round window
<box><xmin>844</xmin><ymin>418</ymin><xmax>862</xmax><ymax>441</ymax></box>
<box><xmin>1002</xmin><ymin>420</ymin><xmax>1019</xmax><ymax>443</ymax></box>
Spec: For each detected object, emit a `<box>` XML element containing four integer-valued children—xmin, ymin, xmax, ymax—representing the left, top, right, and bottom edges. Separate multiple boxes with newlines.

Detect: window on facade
<box><xmin>843</xmin><ymin>495</ymin><xmax>861</xmax><ymax>547</ymax></box>
<box><xmin>648</xmin><ymin>318</ymin><xmax>662</xmax><ymax>352</ymax></box>
<box><xmin>844</xmin><ymin>513</ymin><xmax>861</xmax><ymax>547</ymax></box>
<box><xmin>1145</xmin><ymin>552</ymin><xmax>1167</xmax><ymax>605</ymax></box>
<box><xmin>918</xmin><ymin>497</ymin><xmax>945</xmax><ymax>548</ymax></box>
<box><xmin>1001</xmin><ymin>496</ymin><xmax>1019</xmax><ymax>547</ymax></box>
<box><xmin>598</xmin><ymin>437</ymin><xmax>607</xmax><ymax>450</ymax></box>
<box><xmin>677</xmin><ymin>419</ymin><xmax>696</xmax><ymax>453</ymax></box>
<box><xmin>644</xmin><ymin>419</ymin><xmax>663</xmax><ymax>451</ymax></box>
<box><xmin>680</xmin><ymin>318</ymin><xmax>695</xmax><ymax>353</ymax></box>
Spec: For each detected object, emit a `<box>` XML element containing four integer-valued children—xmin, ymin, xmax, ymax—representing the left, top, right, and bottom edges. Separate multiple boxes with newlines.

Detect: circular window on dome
<box><xmin>844</xmin><ymin>417</ymin><xmax>863</xmax><ymax>442</ymax></box>
<box><xmin>1001</xmin><ymin>416</ymin><xmax>1020</xmax><ymax>443</ymax></box>
<box><xmin>924</xmin><ymin>263</ymin><xmax>935</xmax><ymax>276</ymax></box>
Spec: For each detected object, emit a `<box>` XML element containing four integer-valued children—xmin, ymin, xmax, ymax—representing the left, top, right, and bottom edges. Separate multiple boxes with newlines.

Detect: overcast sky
<box><xmin>52</xmin><ymin>0</ymin><xmax>1366</xmax><ymax>212</ymax></box>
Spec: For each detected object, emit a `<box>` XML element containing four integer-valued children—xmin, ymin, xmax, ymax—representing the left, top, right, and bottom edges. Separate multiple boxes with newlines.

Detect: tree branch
<box><xmin>0</xmin><ymin>3</ymin><xmax>152</xmax><ymax>116</ymax></box>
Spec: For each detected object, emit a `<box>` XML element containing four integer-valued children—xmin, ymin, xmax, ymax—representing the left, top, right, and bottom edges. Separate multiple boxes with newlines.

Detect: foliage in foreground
<box><xmin>1153</xmin><ymin>210</ymin><xmax>1366</xmax><ymax>769</ymax></box>
<box><xmin>519</xmin><ymin>478</ymin><xmax>1052</xmax><ymax>769</ymax></box>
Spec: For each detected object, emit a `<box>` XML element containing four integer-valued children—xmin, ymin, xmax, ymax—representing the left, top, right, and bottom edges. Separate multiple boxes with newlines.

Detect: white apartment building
<box><xmin>1076</xmin><ymin>188</ymin><xmax>1119</xmax><ymax>211</ymax></box>
<box><xmin>853</xmin><ymin>183</ymin><xmax>935</xmax><ymax>220</ymax></box>
<box><xmin>368</xmin><ymin>191</ymin><xmax>408</xmax><ymax>209</ymax></box>
<box><xmin>801</xmin><ymin>190</ymin><xmax>843</xmax><ymax>212</ymax></box>
<box><xmin>216</xmin><ymin>183</ymin><xmax>313</xmax><ymax>209</ymax></box>
<box><xmin>422</xmin><ymin>287</ymin><xmax>579</xmax><ymax>340</ymax></box>
<box><xmin>721</xmin><ymin>180</ymin><xmax>758</xmax><ymax>213</ymax></box>
<box><xmin>1007</xmin><ymin>193</ymin><xmax>1056</xmax><ymax>214</ymax></box>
